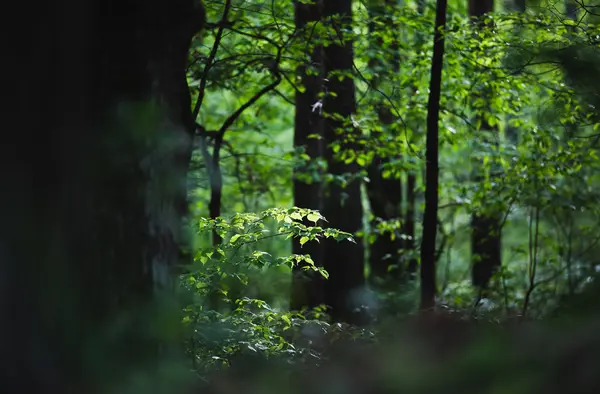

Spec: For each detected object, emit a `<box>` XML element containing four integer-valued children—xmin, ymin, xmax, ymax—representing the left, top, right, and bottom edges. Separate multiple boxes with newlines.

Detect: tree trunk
<box><xmin>366</xmin><ymin>159</ymin><xmax>403</xmax><ymax>282</ymax></box>
<box><xmin>468</xmin><ymin>0</ymin><xmax>494</xmax><ymax>16</ymax></box>
<box><xmin>406</xmin><ymin>172</ymin><xmax>418</xmax><ymax>278</ymax></box>
<box><xmin>2</xmin><ymin>0</ymin><xmax>204</xmax><ymax>391</ymax></box>
<box><xmin>291</xmin><ymin>0</ymin><xmax>326</xmax><ymax>311</ymax></box>
<box><xmin>505</xmin><ymin>0</ymin><xmax>525</xmax><ymax>142</ymax></box>
<box><xmin>420</xmin><ymin>0</ymin><xmax>448</xmax><ymax>311</ymax></box>
<box><xmin>469</xmin><ymin>0</ymin><xmax>503</xmax><ymax>292</ymax></box>
<box><xmin>365</xmin><ymin>0</ymin><xmax>404</xmax><ymax>286</ymax></box>
<box><xmin>322</xmin><ymin>0</ymin><xmax>366</xmax><ymax>324</ymax></box>
<box><xmin>505</xmin><ymin>0</ymin><xmax>526</xmax><ymax>12</ymax></box>
<box><xmin>565</xmin><ymin>0</ymin><xmax>577</xmax><ymax>20</ymax></box>
<box><xmin>406</xmin><ymin>0</ymin><xmax>426</xmax><ymax>280</ymax></box>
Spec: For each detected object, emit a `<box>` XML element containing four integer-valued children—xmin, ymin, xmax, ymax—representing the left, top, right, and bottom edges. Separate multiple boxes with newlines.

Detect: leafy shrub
<box><xmin>180</xmin><ymin>207</ymin><xmax>359</xmax><ymax>373</ymax></box>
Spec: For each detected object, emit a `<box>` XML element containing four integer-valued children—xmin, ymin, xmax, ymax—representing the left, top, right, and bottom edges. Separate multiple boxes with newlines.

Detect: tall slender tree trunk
<box><xmin>291</xmin><ymin>0</ymin><xmax>326</xmax><ymax>311</ymax></box>
<box><xmin>505</xmin><ymin>0</ymin><xmax>525</xmax><ymax>142</ymax></box>
<box><xmin>322</xmin><ymin>0</ymin><xmax>366</xmax><ymax>324</ymax></box>
<box><xmin>469</xmin><ymin>0</ymin><xmax>503</xmax><ymax>292</ymax></box>
<box><xmin>420</xmin><ymin>0</ymin><xmax>448</xmax><ymax>311</ymax></box>
<box><xmin>562</xmin><ymin>0</ymin><xmax>581</xmax><ymax>143</ymax></box>
<box><xmin>365</xmin><ymin>0</ymin><xmax>404</xmax><ymax>286</ymax></box>
<box><xmin>406</xmin><ymin>171</ymin><xmax>418</xmax><ymax>277</ymax></box>
<box><xmin>2</xmin><ymin>0</ymin><xmax>204</xmax><ymax>391</ymax></box>
<box><xmin>406</xmin><ymin>0</ymin><xmax>427</xmax><ymax>280</ymax></box>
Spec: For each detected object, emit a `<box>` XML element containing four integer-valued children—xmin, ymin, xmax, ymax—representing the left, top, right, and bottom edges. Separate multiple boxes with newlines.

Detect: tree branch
<box><xmin>193</xmin><ymin>0</ymin><xmax>233</xmax><ymax>120</ymax></box>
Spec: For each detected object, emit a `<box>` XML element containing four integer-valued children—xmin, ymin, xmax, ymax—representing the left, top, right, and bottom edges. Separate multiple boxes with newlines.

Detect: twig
<box><xmin>193</xmin><ymin>0</ymin><xmax>233</xmax><ymax>120</ymax></box>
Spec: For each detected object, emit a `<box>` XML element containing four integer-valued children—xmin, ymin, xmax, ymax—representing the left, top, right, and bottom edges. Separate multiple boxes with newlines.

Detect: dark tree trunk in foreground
<box><xmin>291</xmin><ymin>0</ymin><xmax>326</xmax><ymax>311</ymax></box>
<box><xmin>322</xmin><ymin>0</ymin><xmax>366</xmax><ymax>324</ymax></box>
<box><xmin>420</xmin><ymin>0</ymin><xmax>447</xmax><ymax>311</ymax></box>
<box><xmin>2</xmin><ymin>0</ymin><xmax>204</xmax><ymax>391</ymax></box>
<box><xmin>469</xmin><ymin>0</ymin><xmax>503</xmax><ymax>292</ymax></box>
<box><xmin>365</xmin><ymin>0</ymin><xmax>405</xmax><ymax>286</ymax></box>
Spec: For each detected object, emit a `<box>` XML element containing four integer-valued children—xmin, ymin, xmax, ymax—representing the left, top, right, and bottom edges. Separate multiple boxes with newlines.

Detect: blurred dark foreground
<box><xmin>198</xmin><ymin>308</ymin><xmax>600</xmax><ymax>394</ymax></box>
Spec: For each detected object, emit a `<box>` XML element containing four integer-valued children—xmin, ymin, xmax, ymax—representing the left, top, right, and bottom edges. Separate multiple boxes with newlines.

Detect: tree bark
<box><xmin>366</xmin><ymin>159</ymin><xmax>403</xmax><ymax>281</ymax></box>
<box><xmin>406</xmin><ymin>0</ymin><xmax>427</xmax><ymax>280</ymax></box>
<box><xmin>505</xmin><ymin>0</ymin><xmax>525</xmax><ymax>142</ymax></box>
<box><xmin>291</xmin><ymin>0</ymin><xmax>326</xmax><ymax>311</ymax></box>
<box><xmin>565</xmin><ymin>0</ymin><xmax>577</xmax><ymax>20</ymax></box>
<box><xmin>469</xmin><ymin>0</ymin><xmax>503</xmax><ymax>292</ymax></box>
<box><xmin>322</xmin><ymin>0</ymin><xmax>366</xmax><ymax>324</ymax></box>
<box><xmin>468</xmin><ymin>0</ymin><xmax>494</xmax><ymax>16</ymax></box>
<box><xmin>365</xmin><ymin>0</ymin><xmax>405</xmax><ymax>286</ymax></box>
<box><xmin>2</xmin><ymin>0</ymin><xmax>204</xmax><ymax>391</ymax></box>
<box><xmin>406</xmin><ymin>172</ymin><xmax>418</xmax><ymax>277</ymax></box>
<box><xmin>420</xmin><ymin>0</ymin><xmax>448</xmax><ymax>311</ymax></box>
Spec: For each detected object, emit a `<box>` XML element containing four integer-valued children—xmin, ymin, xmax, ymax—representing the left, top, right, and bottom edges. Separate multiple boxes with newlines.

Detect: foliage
<box><xmin>184</xmin><ymin>0</ymin><xmax>600</xmax><ymax>381</ymax></box>
<box><xmin>181</xmin><ymin>207</ymin><xmax>358</xmax><ymax>371</ymax></box>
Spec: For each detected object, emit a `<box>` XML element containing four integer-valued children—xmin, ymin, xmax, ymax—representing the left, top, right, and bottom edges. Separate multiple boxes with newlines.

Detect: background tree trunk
<box><xmin>505</xmin><ymin>0</ymin><xmax>525</xmax><ymax>142</ymax></box>
<box><xmin>322</xmin><ymin>0</ymin><xmax>366</xmax><ymax>324</ymax></box>
<box><xmin>2</xmin><ymin>0</ymin><xmax>204</xmax><ymax>391</ymax></box>
<box><xmin>469</xmin><ymin>0</ymin><xmax>503</xmax><ymax>292</ymax></box>
<box><xmin>406</xmin><ymin>0</ymin><xmax>427</xmax><ymax>280</ymax></box>
<box><xmin>420</xmin><ymin>0</ymin><xmax>448</xmax><ymax>311</ymax></box>
<box><xmin>405</xmin><ymin>172</ymin><xmax>418</xmax><ymax>277</ymax></box>
<box><xmin>291</xmin><ymin>0</ymin><xmax>326</xmax><ymax>311</ymax></box>
<box><xmin>365</xmin><ymin>0</ymin><xmax>404</xmax><ymax>286</ymax></box>
<box><xmin>565</xmin><ymin>0</ymin><xmax>577</xmax><ymax>20</ymax></box>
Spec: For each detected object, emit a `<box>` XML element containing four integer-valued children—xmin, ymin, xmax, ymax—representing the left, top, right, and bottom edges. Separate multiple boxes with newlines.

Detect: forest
<box><xmin>4</xmin><ymin>0</ymin><xmax>600</xmax><ymax>392</ymax></box>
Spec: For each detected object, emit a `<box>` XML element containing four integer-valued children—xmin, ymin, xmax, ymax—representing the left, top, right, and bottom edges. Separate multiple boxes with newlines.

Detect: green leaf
<box><xmin>290</xmin><ymin>211</ymin><xmax>303</xmax><ymax>221</ymax></box>
<box><xmin>306</xmin><ymin>213</ymin><xmax>320</xmax><ymax>223</ymax></box>
<box><xmin>299</xmin><ymin>236</ymin><xmax>309</xmax><ymax>246</ymax></box>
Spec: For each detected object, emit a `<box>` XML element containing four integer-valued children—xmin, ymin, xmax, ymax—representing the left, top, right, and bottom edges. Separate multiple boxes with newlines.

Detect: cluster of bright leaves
<box><xmin>181</xmin><ymin>207</ymin><xmax>358</xmax><ymax>370</ymax></box>
<box><xmin>192</xmin><ymin>207</ymin><xmax>353</xmax><ymax>275</ymax></box>
<box><xmin>183</xmin><ymin>207</ymin><xmax>354</xmax><ymax>322</ymax></box>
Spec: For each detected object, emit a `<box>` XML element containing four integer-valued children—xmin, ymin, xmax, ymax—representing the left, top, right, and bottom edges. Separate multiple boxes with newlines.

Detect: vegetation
<box><xmin>7</xmin><ymin>0</ymin><xmax>600</xmax><ymax>392</ymax></box>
